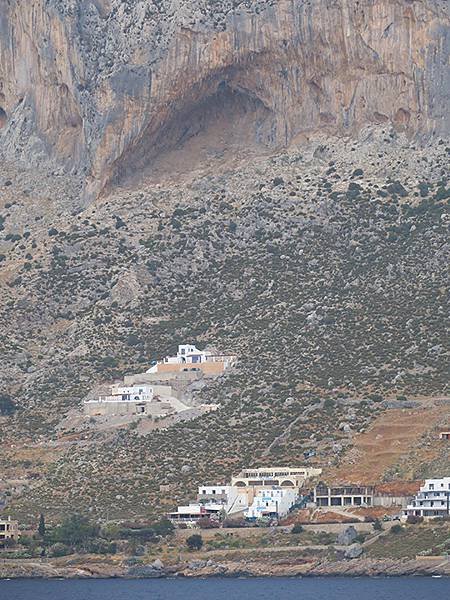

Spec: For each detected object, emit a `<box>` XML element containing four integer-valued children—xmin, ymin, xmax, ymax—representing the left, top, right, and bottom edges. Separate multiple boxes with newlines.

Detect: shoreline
<box><xmin>2</xmin><ymin>557</ymin><xmax>450</xmax><ymax>580</ymax></box>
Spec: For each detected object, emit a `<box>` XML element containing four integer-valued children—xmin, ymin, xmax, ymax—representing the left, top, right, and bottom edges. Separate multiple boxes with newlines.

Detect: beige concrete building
<box><xmin>314</xmin><ymin>483</ymin><xmax>375</xmax><ymax>507</ymax></box>
<box><xmin>0</xmin><ymin>517</ymin><xmax>19</xmax><ymax>547</ymax></box>
<box><xmin>231</xmin><ymin>466</ymin><xmax>322</xmax><ymax>489</ymax></box>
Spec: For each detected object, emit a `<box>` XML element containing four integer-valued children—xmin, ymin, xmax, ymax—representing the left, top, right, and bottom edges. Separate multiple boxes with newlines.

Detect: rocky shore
<box><xmin>1</xmin><ymin>555</ymin><xmax>449</xmax><ymax>579</ymax></box>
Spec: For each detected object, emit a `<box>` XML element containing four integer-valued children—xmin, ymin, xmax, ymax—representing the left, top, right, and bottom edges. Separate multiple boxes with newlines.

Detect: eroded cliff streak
<box><xmin>0</xmin><ymin>0</ymin><xmax>448</xmax><ymax>197</ymax></box>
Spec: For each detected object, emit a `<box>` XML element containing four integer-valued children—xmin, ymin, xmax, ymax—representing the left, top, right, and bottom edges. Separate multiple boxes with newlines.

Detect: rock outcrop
<box><xmin>344</xmin><ymin>543</ymin><xmax>364</xmax><ymax>559</ymax></box>
<box><xmin>337</xmin><ymin>525</ymin><xmax>358</xmax><ymax>546</ymax></box>
<box><xmin>0</xmin><ymin>0</ymin><xmax>448</xmax><ymax>198</ymax></box>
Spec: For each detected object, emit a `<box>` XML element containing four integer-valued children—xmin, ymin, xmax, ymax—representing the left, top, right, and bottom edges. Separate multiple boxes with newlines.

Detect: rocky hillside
<box><xmin>1</xmin><ymin>127</ymin><xmax>449</xmax><ymax>520</ymax></box>
<box><xmin>0</xmin><ymin>0</ymin><xmax>448</xmax><ymax>523</ymax></box>
<box><xmin>0</xmin><ymin>0</ymin><xmax>448</xmax><ymax>198</ymax></box>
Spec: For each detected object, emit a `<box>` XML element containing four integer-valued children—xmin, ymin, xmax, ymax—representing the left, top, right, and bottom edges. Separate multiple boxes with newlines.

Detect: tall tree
<box><xmin>38</xmin><ymin>513</ymin><xmax>46</xmax><ymax>538</ymax></box>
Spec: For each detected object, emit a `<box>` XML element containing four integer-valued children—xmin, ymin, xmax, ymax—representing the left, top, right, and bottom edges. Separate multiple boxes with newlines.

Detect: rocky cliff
<box><xmin>0</xmin><ymin>0</ymin><xmax>448</xmax><ymax>198</ymax></box>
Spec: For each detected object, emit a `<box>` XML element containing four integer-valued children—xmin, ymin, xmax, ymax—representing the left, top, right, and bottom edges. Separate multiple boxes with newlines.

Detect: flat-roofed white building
<box><xmin>231</xmin><ymin>466</ymin><xmax>322</xmax><ymax>489</ymax></box>
<box><xmin>198</xmin><ymin>485</ymin><xmax>249</xmax><ymax>515</ymax></box>
<box><xmin>245</xmin><ymin>487</ymin><xmax>298</xmax><ymax>520</ymax></box>
<box><xmin>110</xmin><ymin>383</ymin><xmax>154</xmax><ymax>401</ymax></box>
<box><xmin>168</xmin><ymin>503</ymin><xmax>213</xmax><ymax>523</ymax></box>
<box><xmin>404</xmin><ymin>478</ymin><xmax>450</xmax><ymax>519</ymax></box>
<box><xmin>147</xmin><ymin>344</ymin><xmax>236</xmax><ymax>376</ymax></box>
<box><xmin>84</xmin><ymin>383</ymin><xmax>159</xmax><ymax>416</ymax></box>
<box><xmin>168</xmin><ymin>485</ymin><xmax>248</xmax><ymax>524</ymax></box>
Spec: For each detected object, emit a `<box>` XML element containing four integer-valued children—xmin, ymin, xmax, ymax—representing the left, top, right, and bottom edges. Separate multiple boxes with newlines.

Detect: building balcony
<box><xmin>198</xmin><ymin>494</ymin><xmax>227</xmax><ymax>503</ymax></box>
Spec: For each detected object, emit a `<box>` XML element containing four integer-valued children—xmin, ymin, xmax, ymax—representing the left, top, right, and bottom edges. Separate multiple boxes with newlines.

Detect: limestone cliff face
<box><xmin>0</xmin><ymin>0</ymin><xmax>448</xmax><ymax>197</ymax></box>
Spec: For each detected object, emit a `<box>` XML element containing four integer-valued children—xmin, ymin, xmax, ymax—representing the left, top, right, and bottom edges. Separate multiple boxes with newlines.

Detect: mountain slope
<box><xmin>0</xmin><ymin>130</ymin><xmax>448</xmax><ymax>519</ymax></box>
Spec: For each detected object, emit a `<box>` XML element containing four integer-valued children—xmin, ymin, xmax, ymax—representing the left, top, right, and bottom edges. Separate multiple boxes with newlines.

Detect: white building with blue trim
<box><xmin>245</xmin><ymin>487</ymin><xmax>298</xmax><ymax>520</ymax></box>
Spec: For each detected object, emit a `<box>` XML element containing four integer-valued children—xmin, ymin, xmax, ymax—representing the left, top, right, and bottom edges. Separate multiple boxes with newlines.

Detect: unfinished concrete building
<box><xmin>314</xmin><ymin>483</ymin><xmax>375</xmax><ymax>507</ymax></box>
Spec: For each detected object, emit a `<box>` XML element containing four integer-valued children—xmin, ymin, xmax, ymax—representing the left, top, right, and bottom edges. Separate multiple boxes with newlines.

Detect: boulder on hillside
<box><xmin>344</xmin><ymin>543</ymin><xmax>363</xmax><ymax>559</ymax></box>
<box><xmin>337</xmin><ymin>525</ymin><xmax>358</xmax><ymax>546</ymax></box>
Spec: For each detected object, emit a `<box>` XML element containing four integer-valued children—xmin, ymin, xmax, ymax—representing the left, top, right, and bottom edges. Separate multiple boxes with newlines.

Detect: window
<box><xmin>429</xmin><ymin>484</ymin><xmax>434</xmax><ymax>490</ymax></box>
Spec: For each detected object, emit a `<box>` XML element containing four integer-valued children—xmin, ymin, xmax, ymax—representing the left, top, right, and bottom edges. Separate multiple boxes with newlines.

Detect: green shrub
<box><xmin>186</xmin><ymin>534</ymin><xmax>203</xmax><ymax>551</ymax></box>
<box><xmin>50</xmin><ymin>514</ymin><xmax>99</xmax><ymax>547</ymax></box>
<box><xmin>126</xmin><ymin>334</ymin><xmax>141</xmax><ymax>346</ymax></box>
<box><xmin>386</xmin><ymin>181</ymin><xmax>408</xmax><ymax>197</ymax></box>
<box><xmin>390</xmin><ymin>524</ymin><xmax>403</xmax><ymax>534</ymax></box>
<box><xmin>84</xmin><ymin>538</ymin><xmax>117</xmax><ymax>554</ymax></box>
<box><xmin>291</xmin><ymin>523</ymin><xmax>304</xmax><ymax>534</ymax></box>
<box><xmin>152</xmin><ymin>519</ymin><xmax>175</xmax><ymax>537</ymax></box>
<box><xmin>372</xmin><ymin>519</ymin><xmax>383</xmax><ymax>531</ymax></box>
<box><xmin>48</xmin><ymin>543</ymin><xmax>72</xmax><ymax>557</ymax></box>
<box><xmin>406</xmin><ymin>515</ymin><xmax>423</xmax><ymax>525</ymax></box>
<box><xmin>0</xmin><ymin>394</ymin><xmax>16</xmax><ymax>415</ymax></box>
<box><xmin>101</xmin><ymin>356</ymin><xmax>118</xmax><ymax>368</ymax></box>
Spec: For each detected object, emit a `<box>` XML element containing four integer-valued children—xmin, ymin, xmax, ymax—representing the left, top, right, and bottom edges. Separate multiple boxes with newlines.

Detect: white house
<box><xmin>88</xmin><ymin>383</ymin><xmax>154</xmax><ymax>405</ymax></box>
<box><xmin>245</xmin><ymin>487</ymin><xmax>298</xmax><ymax>520</ymax></box>
<box><xmin>404</xmin><ymin>478</ymin><xmax>450</xmax><ymax>519</ymax></box>
<box><xmin>84</xmin><ymin>384</ymin><xmax>155</xmax><ymax>416</ymax></box>
<box><xmin>198</xmin><ymin>485</ymin><xmax>249</xmax><ymax>515</ymax></box>
<box><xmin>168</xmin><ymin>503</ymin><xmax>213</xmax><ymax>523</ymax></box>
<box><xmin>175</xmin><ymin>344</ymin><xmax>207</xmax><ymax>364</ymax></box>
<box><xmin>110</xmin><ymin>384</ymin><xmax>154</xmax><ymax>402</ymax></box>
<box><xmin>146</xmin><ymin>344</ymin><xmax>236</xmax><ymax>375</ymax></box>
<box><xmin>147</xmin><ymin>345</ymin><xmax>208</xmax><ymax>372</ymax></box>
<box><xmin>168</xmin><ymin>485</ymin><xmax>249</xmax><ymax>524</ymax></box>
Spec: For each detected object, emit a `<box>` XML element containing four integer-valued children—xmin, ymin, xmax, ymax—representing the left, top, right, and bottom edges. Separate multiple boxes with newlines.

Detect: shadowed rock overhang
<box><xmin>0</xmin><ymin>0</ymin><xmax>448</xmax><ymax>198</ymax></box>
